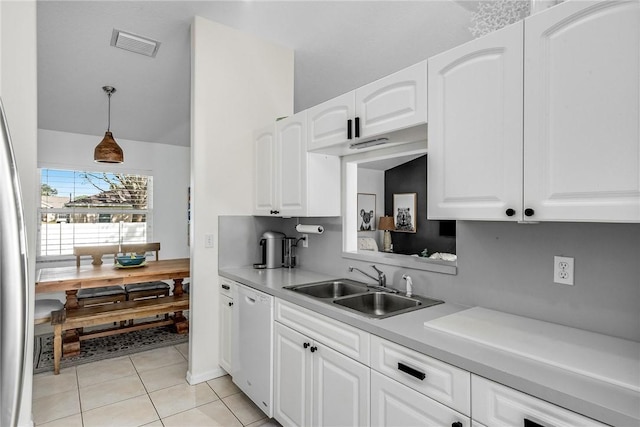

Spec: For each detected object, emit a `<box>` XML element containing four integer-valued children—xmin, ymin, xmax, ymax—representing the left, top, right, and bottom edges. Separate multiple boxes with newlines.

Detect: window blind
<box><xmin>38</xmin><ymin>169</ymin><xmax>152</xmax><ymax>257</ymax></box>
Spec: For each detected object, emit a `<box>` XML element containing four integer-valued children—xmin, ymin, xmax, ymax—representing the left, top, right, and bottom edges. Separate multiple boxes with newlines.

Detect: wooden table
<box><xmin>36</xmin><ymin>258</ymin><xmax>190</xmax><ymax>356</ymax></box>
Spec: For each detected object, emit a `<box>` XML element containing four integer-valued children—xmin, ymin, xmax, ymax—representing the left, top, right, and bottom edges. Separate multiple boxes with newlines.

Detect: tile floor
<box><xmin>32</xmin><ymin>342</ymin><xmax>281</xmax><ymax>427</ymax></box>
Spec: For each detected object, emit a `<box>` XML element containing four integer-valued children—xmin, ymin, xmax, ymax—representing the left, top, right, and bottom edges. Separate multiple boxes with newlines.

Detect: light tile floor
<box><xmin>32</xmin><ymin>342</ymin><xmax>281</xmax><ymax>427</ymax></box>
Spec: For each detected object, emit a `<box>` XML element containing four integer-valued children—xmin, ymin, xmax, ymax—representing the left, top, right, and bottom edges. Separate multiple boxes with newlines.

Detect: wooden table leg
<box><xmin>172</xmin><ymin>278</ymin><xmax>189</xmax><ymax>334</ymax></box>
<box><xmin>53</xmin><ymin>324</ymin><xmax>62</xmax><ymax>375</ymax></box>
<box><xmin>173</xmin><ymin>278</ymin><xmax>184</xmax><ymax>296</ymax></box>
<box><xmin>63</xmin><ymin>290</ymin><xmax>80</xmax><ymax>357</ymax></box>
<box><xmin>65</xmin><ymin>289</ymin><xmax>79</xmax><ymax>309</ymax></box>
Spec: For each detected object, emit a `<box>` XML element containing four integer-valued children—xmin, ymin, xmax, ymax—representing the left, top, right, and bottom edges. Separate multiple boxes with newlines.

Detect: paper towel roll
<box><xmin>295</xmin><ymin>224</ymin><xmax>324</xmax><ymax>234</ymax></box>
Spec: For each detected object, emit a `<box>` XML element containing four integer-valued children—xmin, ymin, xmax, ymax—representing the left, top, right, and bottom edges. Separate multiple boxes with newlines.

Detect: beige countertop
<box><xmin>219</xmin><ymin>266</ymin><xmax>640</xmax><ymax>426</ymax></box>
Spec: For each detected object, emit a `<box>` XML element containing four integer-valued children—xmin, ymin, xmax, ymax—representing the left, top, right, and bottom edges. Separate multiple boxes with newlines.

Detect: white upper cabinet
<box><xmin>254</xmin><ymin>112</ymin><xmax>340</xmax><ymax>217</ymax></box>
<box><xmin>428</xmin><ymin>0</ymin><xmax>640</xmax><ymax>223</ymax></box>
<box><xmin>356</xmin><ymin>61</ymin><xmax>427</xmax><ymax>140</ymax></box>
<box><xmin>523</xmin><ymin>0</ymin><xmax>639</xmax><ymax>222</ymax></box>
<box><xmin>307</xmin><ymin>92</ymin><xmax>356</xmax><ymax>152</ymax></box>
<box><xmin>427</xmin><ymin>21</ymin><xmax>524</xmax><ymax>221</ymax></box>
<box><xmin>254</xmin><ymin>126</ymin><xmax>278</xmax><ymax>216</ymax></box>
<box><xmin>277</xmin><ymin>114</ymin><xmax>307</xmax><ymax>216</ymax></box>
<box><xmin>307</xmin><ymin>61</ymin><xmax>427</xmax><ymax>155</ymax></box>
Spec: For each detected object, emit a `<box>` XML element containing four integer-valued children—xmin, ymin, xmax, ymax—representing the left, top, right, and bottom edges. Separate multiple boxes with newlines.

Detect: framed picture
<box><xmin>393</xmin><ymin>193</ymin><xmax>416</xmax><ymax>233</ymax></box>
<box><xmin>357</xmin><ymin>193</ymin><xmax>376</xmax><ymax>231</ymax></box>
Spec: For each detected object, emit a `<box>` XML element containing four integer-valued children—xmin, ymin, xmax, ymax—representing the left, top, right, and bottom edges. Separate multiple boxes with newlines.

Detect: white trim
<box><xmin>186</xmin><ymin>366</ymin><xmax>228</xmax><ymax>385</ymax></box>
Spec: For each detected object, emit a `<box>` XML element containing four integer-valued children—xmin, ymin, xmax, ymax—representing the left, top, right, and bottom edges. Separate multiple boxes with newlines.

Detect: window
<box><xmin>38</xmin><ymin>169</ymin><xmax>153</xmax><ymax>257</ymax></box>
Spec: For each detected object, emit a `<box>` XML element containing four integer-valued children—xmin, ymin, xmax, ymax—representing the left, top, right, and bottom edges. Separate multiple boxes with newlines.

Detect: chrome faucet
<box><xmin>349</xmin><ymin>265</ymin><xmax>387</xmax><ymax>288</ymax></box>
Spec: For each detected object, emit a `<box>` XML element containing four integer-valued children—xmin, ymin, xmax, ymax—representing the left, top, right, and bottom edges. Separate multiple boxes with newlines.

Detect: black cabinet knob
<box><xmin>228</xmin><ymin>302</ymin><xmax>233</xmax><ymax>307</ymax></box>
<box><xmin>347</xmin><ymin>119</ymin><xmax>353</xmax><ymax>140</ymax></box>
<box><xmin>452</xmin><ymin>422</ymin><xmax>463</xmax><ymax>427</ymax></box>
<box><xmin>303</xmin><ymin>342</ymin><xmax>310</xmax><ymax>349</ymax></box>
<box><xmin>524</xmin><ymin>208</ymin><xmax>535</xmax><ymax>217</ymax></box>
<box><xmin>310</xmin><ymin>346</ymin><xmax>317</xmax><ymax>353</ymax></box>
<box><xmin>354</xmin><ymin>117</ymin><xmax>360</xmax><ymax>138</ymax></box>
<box><xmin>505</xmin><ymin>208</ymin><xmax>516</xmax><ymax>217</ymax></box>
<box><xmin>270</xmin><ymin>210</ymin><xmax>280</xmax><ymax>215</ymax></box>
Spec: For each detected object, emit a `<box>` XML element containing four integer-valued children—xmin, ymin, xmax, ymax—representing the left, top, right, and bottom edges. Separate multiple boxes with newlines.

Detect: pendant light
<box><xmin>94</xmin><ymin>86</ymin><xmax>123</xmax><ymax>163</ymax></box>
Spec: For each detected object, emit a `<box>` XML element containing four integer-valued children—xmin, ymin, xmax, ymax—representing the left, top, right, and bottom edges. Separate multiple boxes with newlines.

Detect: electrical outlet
<box><xmin>302</xmin><ymin>234</ymin><xmax>309</xmax><ymax>248</ymax></box>
<box><xmin>204</xmin><ymin>234</ymin><xmax>215</xmax><ymax>248</ymax></box>
<box><xmin>553</xmin><ymin>256</ymin><xmax>574</xmax><ymax>285</ymax></box>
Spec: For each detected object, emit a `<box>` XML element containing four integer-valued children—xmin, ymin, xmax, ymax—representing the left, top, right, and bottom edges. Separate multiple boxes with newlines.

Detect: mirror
<box><xmin>342</xmin><ymin>141</ymin><xmax>457</xmax><ymax>274</ymax></box>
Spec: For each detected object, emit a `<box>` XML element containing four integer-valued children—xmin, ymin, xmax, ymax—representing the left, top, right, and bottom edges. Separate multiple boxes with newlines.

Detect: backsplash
<box><xmin>219</xmin><ymin>215</ymin><xmax>640</xmax><ymax>341</ymax></box>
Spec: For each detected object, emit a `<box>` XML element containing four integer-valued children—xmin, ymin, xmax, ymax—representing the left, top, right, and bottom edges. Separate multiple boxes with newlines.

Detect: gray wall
<box><xmin>219</xmin><ymin>216</ymin><xmax>640</xmax><ymax>342</ymax></box>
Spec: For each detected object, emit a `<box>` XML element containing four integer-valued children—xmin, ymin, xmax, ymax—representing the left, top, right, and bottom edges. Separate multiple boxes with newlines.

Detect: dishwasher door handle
<box><xmin>245</xmin><ymin>295</ymin><xmax>257</xmax><ymax>304</ymax></box>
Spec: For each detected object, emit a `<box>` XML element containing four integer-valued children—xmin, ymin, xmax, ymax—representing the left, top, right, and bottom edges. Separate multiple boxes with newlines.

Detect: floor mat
<box><xmin>34</xmin><ymin>326</ymin><xmax>189</xmax><ymax>374</ymax></box>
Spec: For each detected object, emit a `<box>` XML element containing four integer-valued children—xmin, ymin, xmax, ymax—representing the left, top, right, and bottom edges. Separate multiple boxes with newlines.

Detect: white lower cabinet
<box><xmin>370</xmin><ymin>335</ymin><xmax>470</xmax><ymax>427</ymax></box>
<box><xmin>370</xmin><ymin>335</ymin><xmax>470</xmax><ymax>416</ymax></box>
<box><xmin>371</xmin><ymin>371</ymin><xmax>470</xmax><ymax>427</ymax></box>
<box><xmin>274</xmin><ymin>322</ymin><xmax>370</xmax><ymax>427</ymax></box>
<box><xmin>274</xmin><ymin>322</ymin><xmax>312</xmax><ymax>427</ymax></box>
<box><xmin>264</xmin><ymin>298</ymin><xmax>609</xmax><ymax>427</ymax></box>
<box><xmin>218</xmin><ymin>278</ymin><xmax>234</xmax><ymax>374</ymax></box>
<box><xmin>471</xmin><ymin>375</ymin><xmax>607</xmax><ymax>427</ymax></box>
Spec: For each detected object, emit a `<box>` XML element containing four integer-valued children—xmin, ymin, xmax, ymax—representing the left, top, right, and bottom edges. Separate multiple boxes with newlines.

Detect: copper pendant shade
<box><xmin>94</xmin><ymin>86</ymin><xmax>124</xmax><ymax>163</ymax></box>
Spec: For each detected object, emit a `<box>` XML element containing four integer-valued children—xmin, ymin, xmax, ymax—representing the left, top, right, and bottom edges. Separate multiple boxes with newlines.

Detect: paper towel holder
<box><xmin>295</xmin><ymin>224</ymin><xmax>324</xmax><ymax>234</ymax></box>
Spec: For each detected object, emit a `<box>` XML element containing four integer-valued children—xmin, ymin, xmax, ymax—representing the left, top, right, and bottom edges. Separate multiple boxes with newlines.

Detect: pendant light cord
<box><xmin>107</xmin><ymin>91</ymin><xmax>112</xmax><ymax>132</ymax></box>
<box><xmin>103</xmin><ymin>86</ymin><xmax>115</xmax><ymax>133</ymax></box>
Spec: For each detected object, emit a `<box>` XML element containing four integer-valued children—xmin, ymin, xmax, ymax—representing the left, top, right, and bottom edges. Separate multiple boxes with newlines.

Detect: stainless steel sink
<box><xmin>333</xmin><ymin>292</ymin><xmax>442</xmax><ymax>319</ymax></box>
<box><xmin>284</xmin><ymin>279</ymin><xmax>443</xmax><ymax>319</ymax></box>
<box><xmin>284</xmin><ymin>279</ymin><xmax>369</xmax><ymax>299</ymax></box>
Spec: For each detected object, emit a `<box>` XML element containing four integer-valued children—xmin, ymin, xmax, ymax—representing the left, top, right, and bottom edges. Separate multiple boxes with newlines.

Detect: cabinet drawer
<box><xmin>371</xmin><ymin>371</ymin><xmax>470</xmax><ymax>427</ymax></box>
<box><xmin>471</xmin><ymin>375</ymin><xmax>607</xmax><ymax>427</ymax></box>
<box><xmin>275</xmin><ymin>299</ymin><xmax>370</xmax><ymax>365</ymax></box>
<box><xmin>219</xmin><ymin>277</ymin><xmax>235</xmax><ymax>298</ymax></box>
<box><xmin>370</xmin><ymin>335</ymin><xmax>470</xmax><ymax>415</ymax></box>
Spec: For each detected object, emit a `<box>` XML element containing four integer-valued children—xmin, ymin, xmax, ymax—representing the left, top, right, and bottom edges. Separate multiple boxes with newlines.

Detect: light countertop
<box><xmin>219</xmin><ymin>266</ymin><xmax>640</xmax><ymax>426</ymax></box>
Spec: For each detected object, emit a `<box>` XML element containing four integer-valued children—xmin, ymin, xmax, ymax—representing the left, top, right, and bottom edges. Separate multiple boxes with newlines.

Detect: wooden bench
<box><xmin>119</xmin><ymin>242</ymin><xmax>170</xmax><ymax>302</ymax></box>
<box><xmin>51</xmin><ymin>294</ymin><xmax>189</xmax><ymax>374</ymax></box>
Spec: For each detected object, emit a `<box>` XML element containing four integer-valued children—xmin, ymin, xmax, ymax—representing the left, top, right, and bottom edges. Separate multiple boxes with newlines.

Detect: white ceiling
<box><xmin>37</xmin><ymin>1</ymin><xmax>476</xmax><ymax>147</ymax></box>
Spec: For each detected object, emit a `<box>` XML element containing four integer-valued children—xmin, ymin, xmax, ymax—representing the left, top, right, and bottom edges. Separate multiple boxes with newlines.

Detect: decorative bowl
<box><xmin>116</xmin><ymin>255</ymin><xmax>146</xmax><ymax>266</ymax></box>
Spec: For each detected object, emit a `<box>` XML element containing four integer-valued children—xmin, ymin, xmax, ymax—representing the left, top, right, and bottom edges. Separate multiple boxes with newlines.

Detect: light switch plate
<box><xmin>205</xmin><ymin>234</ymin><xmax>215</xmax><ymax>248</ymax></box>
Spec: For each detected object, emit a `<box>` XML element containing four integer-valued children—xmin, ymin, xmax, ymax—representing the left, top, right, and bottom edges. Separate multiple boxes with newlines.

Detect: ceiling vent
<box><xmin>110</xmin><ymin>29</ymin><xmax>160</xmax><ymax>58</ymax></box>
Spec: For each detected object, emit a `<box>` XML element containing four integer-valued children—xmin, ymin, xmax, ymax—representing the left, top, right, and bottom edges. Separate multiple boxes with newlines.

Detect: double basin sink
<box><xmin>284</xmin><ymin>279</ymin><xmax>443</xmax><ymax>319</ymax></box>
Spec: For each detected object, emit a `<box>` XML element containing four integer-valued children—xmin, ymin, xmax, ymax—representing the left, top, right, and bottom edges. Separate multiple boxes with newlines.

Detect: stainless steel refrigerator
<box><xmin>0</xmin><ymin>98</ymin><xmax>30</xmax><ymax>426</ymax></box>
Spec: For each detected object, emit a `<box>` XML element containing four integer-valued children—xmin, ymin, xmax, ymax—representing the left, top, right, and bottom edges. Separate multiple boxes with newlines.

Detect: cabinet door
<box><xmin>471</xmin><ymin>375</ymin><xmax>607</xmax><ymax>427</ymax></box>
<box><xmin>312</xmin><ymin>342</ymin><xmax>370</xmax><ymax>427</ymax></box>
<box><xmin>356</xmin><ymin>61</ymin><xmax>427</xmax><ymax>139</ymax></box>
<box><xmin>524</xmin><ymin>0</ymin><xmax>640</xmax><ymax>222</ymax></box>
<box><xmin>218</xmin><ymin>293</ymin><xmax>233</xmax><ymax>374</ymax></box>
<box><xmin>274</xmin><ymin>323</ymin><xmax>312</xmax><ymax>427</ymax></box>
<box><xmin>277</xmin><ymin>113</ymin><xmax>307</xmax><ymax>217</ymax></box>
<box><xmin>254</xmin><ymin>126</ymin><xmax>278</xmax><ymax>215</ymax></box>
<box><xmin>427</xmin><ymin>22</ymin><xmax>524</xmax><ymax>221</ymax></box>
<box><xmin>275</xmin><ymin>299</ymin><xmax>370</xmax><ymax>365</ymax></box>
<box><xmin>307</xmin><ymin>92</ymin><xmax>355</xmax><ymax>153</ymax></box>
<box><xmin>371</xmin><ymin>371</ymin><xmax>470</xmax><ymax>427</ymax></box>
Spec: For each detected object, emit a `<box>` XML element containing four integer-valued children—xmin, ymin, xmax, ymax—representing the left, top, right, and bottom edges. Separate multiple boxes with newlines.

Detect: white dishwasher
<box><xmin>232</xmin><ymin>283</ymin><xmax>274</xmax><ymax>417</ymax></box>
